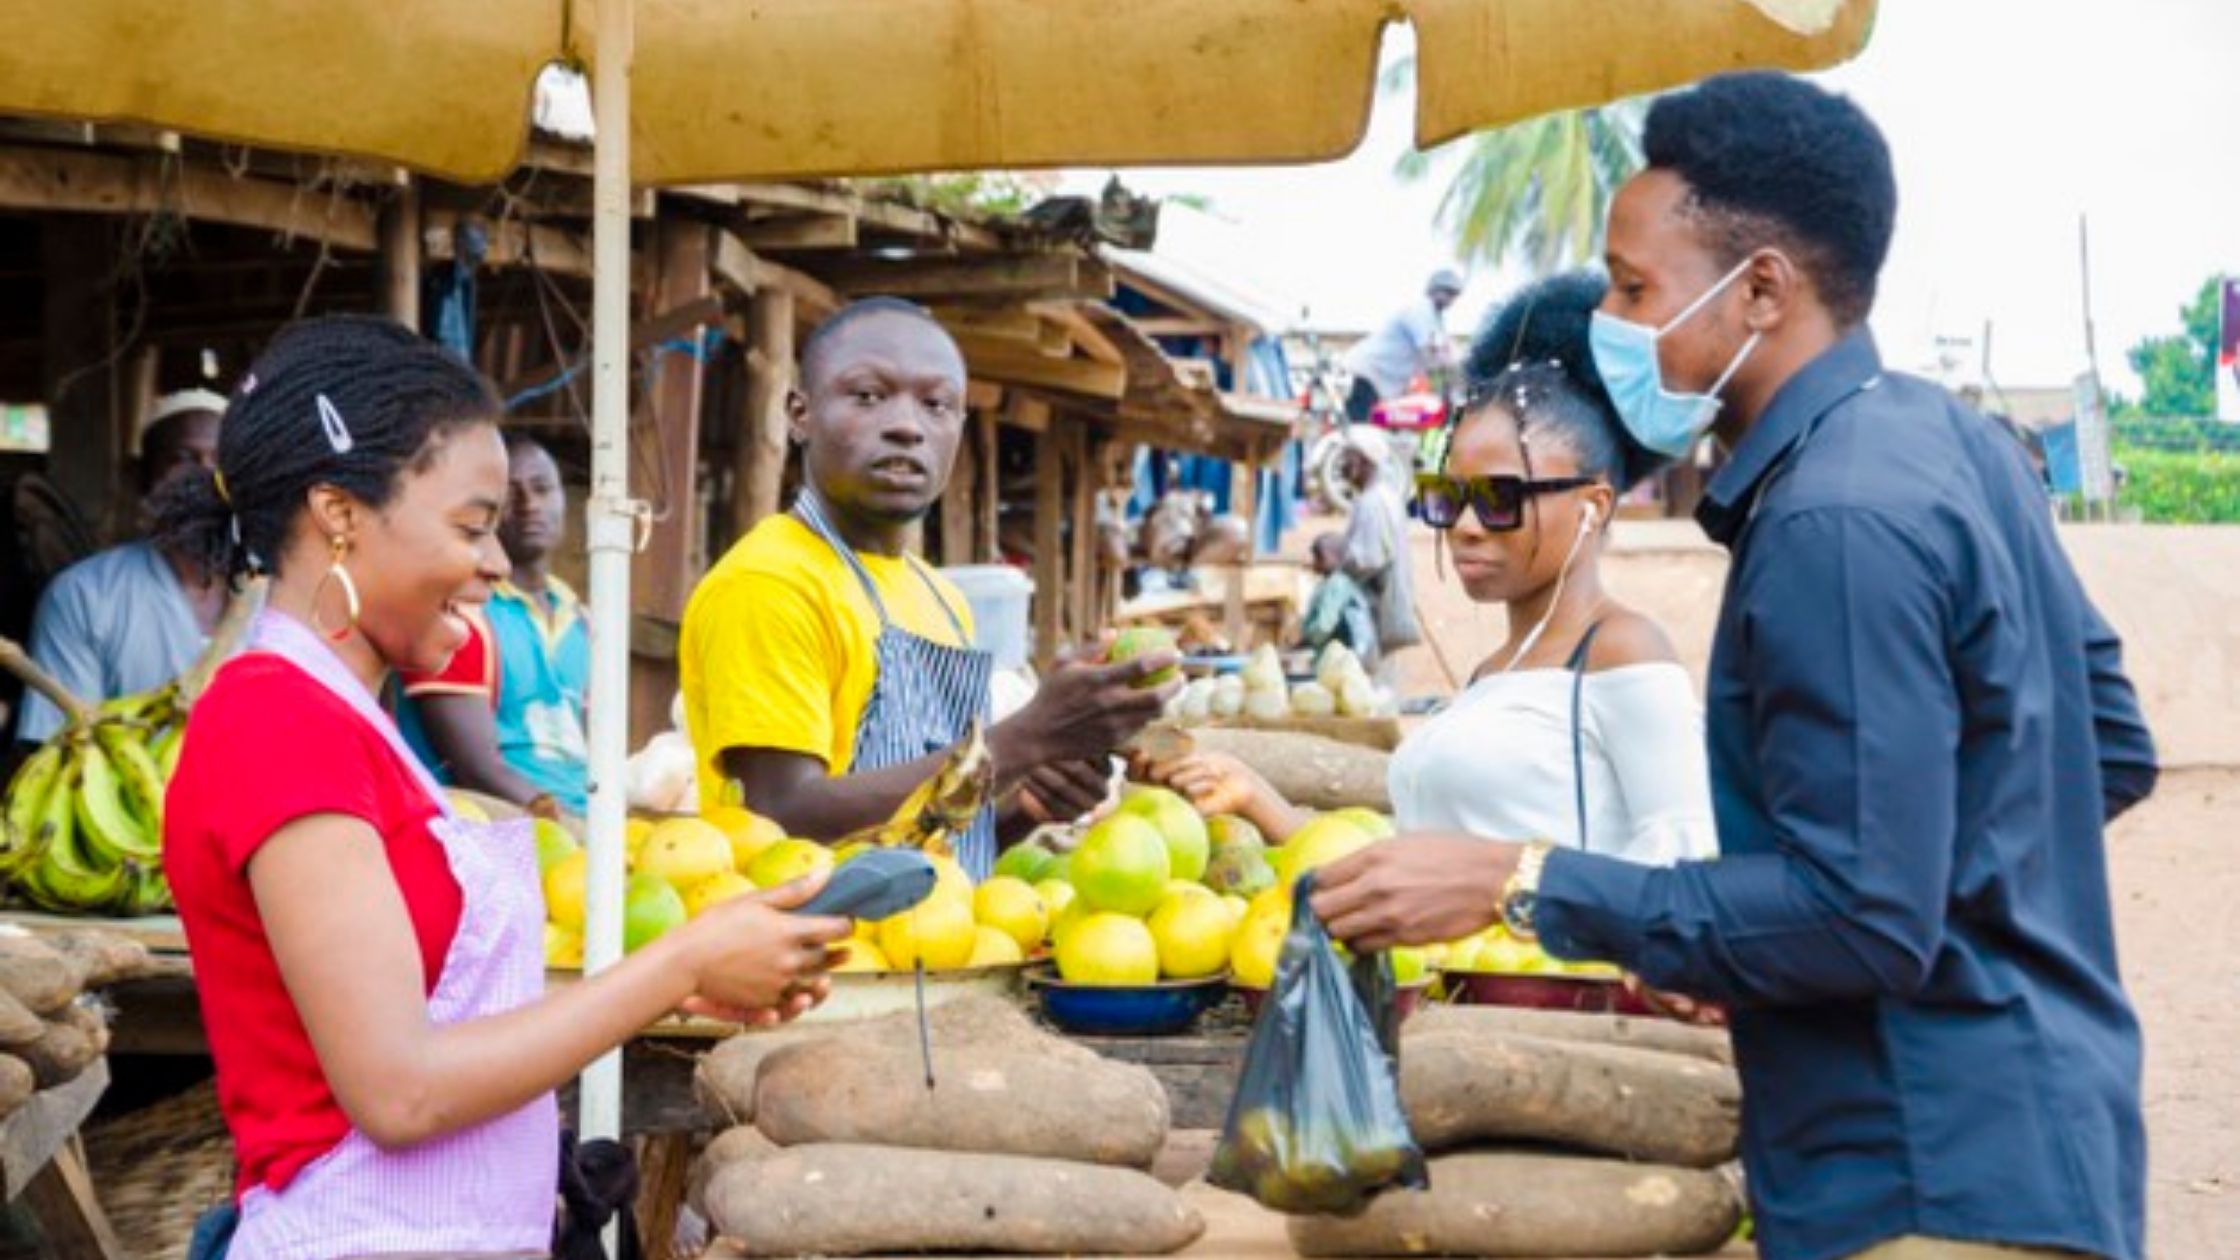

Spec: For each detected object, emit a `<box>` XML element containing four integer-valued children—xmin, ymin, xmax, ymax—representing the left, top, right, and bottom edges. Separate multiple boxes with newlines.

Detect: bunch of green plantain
<box><xmin>0</xmin><ymin>685</ymin><xmax>187</xmax><ymax>916</ymax></box>
<box><xmin>0</xmin><ymin>581</ymin><xmax>263</xmax><ymax>917</ymax></box>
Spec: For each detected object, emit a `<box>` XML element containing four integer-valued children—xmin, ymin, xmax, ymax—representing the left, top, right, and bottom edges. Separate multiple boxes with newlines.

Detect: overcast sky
<box><xmin>1060</xmin><ymin>0</ymin><xmax>2239</xmax><ymax>398</ymax></box>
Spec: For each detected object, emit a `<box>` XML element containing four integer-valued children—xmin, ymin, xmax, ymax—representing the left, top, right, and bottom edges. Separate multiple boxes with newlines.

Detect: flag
<box><xmin>2218</xmin><ymin>277</ymin><xmax>2240</xmax><ymax>423</ymax></box>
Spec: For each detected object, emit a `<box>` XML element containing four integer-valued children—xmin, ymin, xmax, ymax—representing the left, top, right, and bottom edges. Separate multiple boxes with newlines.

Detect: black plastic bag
<box><xmin>1209</xmin><ymin>874</ymin><xmax>1428</xmax><ymax>1215</ymax></box>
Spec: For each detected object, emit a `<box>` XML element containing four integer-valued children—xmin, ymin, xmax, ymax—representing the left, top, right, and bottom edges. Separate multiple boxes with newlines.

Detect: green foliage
<box><xmin>2112</xmin><ymin>444</ymin><xmax>2240</xmax><ymax>523</ymax></box>
<box><xmin>850</xmin><ymin>171</ymin><xmax>1053</xmax><ymax>219</ymax></box>
<box><xmin>1385</xmin><ymin>57</ymin><xmax>1644</xmax><ymax>274</ymax></box>
<box><xmin>2113</xmin><ymin>416</ymin><xmax>2240</xmax><ymax>455</ymax></box>
<box><xmin>2113</xmin><ymin>277</ymin><xmax>2221</xmax><ymax>420</ymax></box>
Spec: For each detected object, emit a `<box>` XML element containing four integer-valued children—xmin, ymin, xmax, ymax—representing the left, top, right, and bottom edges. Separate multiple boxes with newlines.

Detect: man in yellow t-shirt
<box><xmin>681</xmin><ymin>298</ymin><xmax>1177</xmax><ymax>877</ymax></box>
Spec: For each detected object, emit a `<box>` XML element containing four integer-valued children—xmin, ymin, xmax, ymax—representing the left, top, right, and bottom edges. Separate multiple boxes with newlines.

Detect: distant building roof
<box><xmin>1102</xmin><ymin>246</ymin><xmax>1297</xmax><ymax>337</ymax></box>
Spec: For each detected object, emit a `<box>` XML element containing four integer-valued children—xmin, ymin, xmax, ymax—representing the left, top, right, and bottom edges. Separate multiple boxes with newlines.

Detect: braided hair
<box><xmin>152</xmin><ymin>315</ymin><xmax>501</xmax><ymax>584</ymax></box>
<box><xmin>1443</xmin><ymin>271</ymin><xmax>1665</xmax><ymax>492</ymax></box>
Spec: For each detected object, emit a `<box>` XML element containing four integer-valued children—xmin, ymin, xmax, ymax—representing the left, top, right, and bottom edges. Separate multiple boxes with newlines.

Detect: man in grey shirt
<box><xmin>14</xmin><ymin>391</ymin><xmax>227</xmax><ymax>742</ymax></box>
<box><xmin>1343</xmin><ymin>269</ymin><xmax>1462</xmax><ymax>422</ymax></box>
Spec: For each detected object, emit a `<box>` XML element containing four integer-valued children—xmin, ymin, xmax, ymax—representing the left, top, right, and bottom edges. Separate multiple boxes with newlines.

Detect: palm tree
<box><xmin>1387</xmin><ymin>57</ymin><xmax>1646</xmax><ymax>274</ymax></box>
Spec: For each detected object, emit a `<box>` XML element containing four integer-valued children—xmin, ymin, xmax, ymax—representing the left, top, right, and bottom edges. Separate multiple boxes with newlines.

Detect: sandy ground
<box><xmin>2104</xmin><ymin>768</ymin><xmax>2240</xmax><ymax>1257</ymax></box>
<box><xmin>1290</xmin><ymin>511</ymin><xmax>2240</xmax><ymax>1257</ymax></box>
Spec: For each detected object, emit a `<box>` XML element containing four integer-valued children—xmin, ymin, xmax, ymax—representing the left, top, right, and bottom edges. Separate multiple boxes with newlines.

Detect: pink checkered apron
<box><xmin>227</xmin><ymin>612</ymin><xmax>559</xmax><ymax>1260</ymax></box>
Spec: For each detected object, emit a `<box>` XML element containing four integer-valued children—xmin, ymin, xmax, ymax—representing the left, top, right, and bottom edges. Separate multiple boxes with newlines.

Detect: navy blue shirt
<box><xmin>1539</xmin><ymin>331</ymin><xmax>2156</xmax><ymax>1260</ymax></box>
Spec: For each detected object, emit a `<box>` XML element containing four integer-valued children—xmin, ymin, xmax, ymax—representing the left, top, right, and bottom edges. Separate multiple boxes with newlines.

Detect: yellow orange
<box><xmin>972</xmin><ymin>877</ymin><xmax>1049</xmax><ymax>954</ymax></box>
<box><xmin>747</xmin><ymin>838</ymin><xmax>836</xmax><ymax>889</ymax></box>
<box><xmin>832</xmin><ymin>938</ymin><xmax>889</xmax><ymax>972</ymax></box>
<box><xmin>683</xmin><ymin>870</ymin><xmax>759</xmax><ymax>919</ymax></box>
<box><xmin>637</xmin><ymin>816</ymin><xmax>733</xmax><ymax>889</ymax></box>
<box><xmin>543</xmin><ymin>849</ymin><xmax>588</xmax><ymax>932</ymax></box>
<box><xmin>703</xmin><ymin>805</ymin><xmax>786</xmax><ymax>870</ymax></box>
<box><xmin>1148</xmin><ymin>890</ymin><xmax>1237</xmax><ymax>979</ymax></box>
<box><xmin>544</xmin><ymin>922</ymin><xmax>583</xmax><ymax>969</ymax></box>
<box><xmin>967</xmin><ymin>925</ymin><xmax>1025</xmax><ymax>967</ymax></box>
<box><xmin>1055</xmin><ymin>913</ymin><xmax>1160</xmax><ymax>986</ymax></box>
<box><xmin>877</xmin><ymin>897</ymin><xmax>977</xmax><ymax>971</ymax></box>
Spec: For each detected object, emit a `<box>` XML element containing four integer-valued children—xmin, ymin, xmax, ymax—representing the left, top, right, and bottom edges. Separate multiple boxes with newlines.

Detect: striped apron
<box><xmin>795</xmin><ymin>494</ymin><xmax>998</xmax><ymax>878</ymax></box>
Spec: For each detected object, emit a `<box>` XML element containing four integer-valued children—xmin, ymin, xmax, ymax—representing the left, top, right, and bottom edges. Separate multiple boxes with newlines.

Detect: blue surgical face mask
<box><xmin>1590</xmin><ymin>259</ymin><xmax>1763</xmax><ymax>458</ymax></box>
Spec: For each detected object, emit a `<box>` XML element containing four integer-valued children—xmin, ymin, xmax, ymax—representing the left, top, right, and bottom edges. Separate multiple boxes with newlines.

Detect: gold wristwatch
<box><xmin>1498</xmin><ymin>842</ymin><xmax>1555</xmax><ymax>943</ymax></box>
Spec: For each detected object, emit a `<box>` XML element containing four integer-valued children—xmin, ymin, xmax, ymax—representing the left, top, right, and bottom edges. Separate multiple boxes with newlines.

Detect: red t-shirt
<box><xmin>397</xmin><ymin>606</ymin><xmax>499</xmax><ymax>702</ymax></box>
<box><xmin>165</xmin><ymin>653</ymin><xmax>464</xmax><ymax>1198</ymax></box>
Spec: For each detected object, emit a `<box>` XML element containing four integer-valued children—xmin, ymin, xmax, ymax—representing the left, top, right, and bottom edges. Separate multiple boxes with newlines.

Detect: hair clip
<box><xmin>316</xmin><ymin>393</ymin><xmax>353</xmax><ymax>455</ymax></box>
<box><xmin>239</xmin><ymin>372</ymin><xmax>258</xmax><ymax>396</ymax></box>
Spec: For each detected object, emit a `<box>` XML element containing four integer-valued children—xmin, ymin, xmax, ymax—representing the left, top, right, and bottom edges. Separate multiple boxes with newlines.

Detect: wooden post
<box><xmin>733</xmin><ymin>287</ymin><xmax>795</xmax><ymax>539</ymax></box>
<box><xmin>977</xmin><ymin>408</ymin><xmax>999</xmax><ymax>562</ymax></box>
<box><xmin>941</xmin><ymin>419</ymin><xmax>977</xmax><ymax>567</ymax></box>
<box><xmin>1032</xmin><ymin>422</ymin><xmax>1064</xmax><ymax>671</ymax></box>
<box><xmin>1225</xmin><ymin>325</ymin><xmax>1254</xmax><ymax>394</ymax></box>
<box><xmin>1226</xmin><ymin>457</ymin><xmax>1259</xmax><ymax>648</ymax></box>
<box><xmin>630</xmin><ymin>221</ymin><xmax>713</xmax><ymax>749</ymax></box>
<box><xmin>1069</xmin><ymin>424</ymin><xmax>1096</xmax><ymax>641</ymax></box>
<box><xmin>41</xmin><ymin>217</ymin><xmax>120</xmax><ymax>542</ymax></box>
<box><xmin>1225</xmin><ymin>325</ymin><xmax>1264</xmax><ymax>647</ymax></box>
<box><xmin>378</xmin><ymin>185</ymin><xmax>421</xmax><ymax>330</ymax></box>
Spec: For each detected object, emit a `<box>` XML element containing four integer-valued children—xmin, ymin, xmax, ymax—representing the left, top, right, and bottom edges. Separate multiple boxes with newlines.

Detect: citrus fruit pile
<box><xmin>540</xmin><ymin>804</ymin><xmax>796</xmax><ymax>968</ymax></box>
<box><xmin>537</xmin><ymin>786</ymin><xmax>1457</xmax><ymax>995</ymax></box>
<box><xmin>1426</xmin><ymin>923</ymin><xmax>1623</xmax><ymax>980</ymax></box>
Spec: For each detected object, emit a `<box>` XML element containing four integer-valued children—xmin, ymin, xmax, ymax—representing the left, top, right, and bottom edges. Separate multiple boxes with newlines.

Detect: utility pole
<box><xmin>2076</xmin><ymin>215</ymin><xmax>2113</xmax><ymax>522</ymax></box>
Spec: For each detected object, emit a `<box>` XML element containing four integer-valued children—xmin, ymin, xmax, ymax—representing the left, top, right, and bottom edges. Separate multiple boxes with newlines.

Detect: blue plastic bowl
<box><xmin>1027</xmin><ymin>969</ymin><xmax>1229</xmax><ymax>1037</ymax></box>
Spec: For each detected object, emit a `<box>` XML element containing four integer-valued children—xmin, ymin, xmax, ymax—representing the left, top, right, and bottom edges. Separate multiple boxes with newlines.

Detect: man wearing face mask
<box><xmin>1311</xmin><ymin>73</ymin><xmax>2156</xmax><ymax>1260</ymax></box>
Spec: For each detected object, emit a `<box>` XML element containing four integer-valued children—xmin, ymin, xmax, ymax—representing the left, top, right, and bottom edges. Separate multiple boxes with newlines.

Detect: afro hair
<box><xmin>1460</xmin><ymin>271</ymin><xmax>1666</xmax><ymax>491</ymax></box>
<box><xmin>1643</xmin><ymin>71</ymin><xmax>1896</xmax><ymax>326</ymax></box>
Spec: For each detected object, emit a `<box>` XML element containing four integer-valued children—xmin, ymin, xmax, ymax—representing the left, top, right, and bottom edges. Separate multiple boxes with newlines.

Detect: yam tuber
<box><xmin>1287</xmin><ymin>1150</ymin><xmax>1743</xmax><ymax>1258</ymax></box>
<box><xmin>704</xmin><ymin>1143</ymin><xmax>1205</xmax><ymax>1257</ymax></box>
<box><xmin>752</xmin><ymin>1037</ymin><xmax>1168</xmax><ymax>1168</ymax></box>
<box><xmin>1401</xmin><ymin>1030</ymin><xmax>1741</xmax><ymax>1167</ymax></box>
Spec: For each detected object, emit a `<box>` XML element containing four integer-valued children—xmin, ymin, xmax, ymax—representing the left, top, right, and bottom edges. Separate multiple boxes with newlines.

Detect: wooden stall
<box><xmin>0</xmin><ymin>118</ymin><xmax>1300</xmax><ymax>743</ymax></box>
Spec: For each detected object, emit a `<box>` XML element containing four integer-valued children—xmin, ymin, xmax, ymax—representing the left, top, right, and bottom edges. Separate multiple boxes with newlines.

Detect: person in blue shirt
<box><xmin>15</xmin><ymin>390</ymin><xmax>229</xmax><ymax>744</ymax></box>
<box><xmin>399</xmin><ymin>435</ymin><xmax>589</xmax><ymax>818</ymax></box>
<box><xmin>1311</xmin><ymin>72</ymin><xmax>2156</xmax><ymax>1260</ymax></box>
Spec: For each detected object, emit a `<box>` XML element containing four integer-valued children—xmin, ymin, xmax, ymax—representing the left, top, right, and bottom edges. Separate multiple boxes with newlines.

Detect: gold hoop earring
<box><xmin>311</xmin><ymin>535</ymin><xmax>361</xmax><ymax>643</ymax></box>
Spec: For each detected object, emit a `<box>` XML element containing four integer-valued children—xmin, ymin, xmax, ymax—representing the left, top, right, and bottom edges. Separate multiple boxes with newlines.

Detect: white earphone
<box><xmin>1580</xmin><ymin>502</ymin><xmax>1600</xmax><ymax>533</ymax></box>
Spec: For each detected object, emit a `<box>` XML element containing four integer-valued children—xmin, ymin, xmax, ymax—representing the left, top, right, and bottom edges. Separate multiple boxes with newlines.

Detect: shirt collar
<box><xmin>1695</xmin><ymin>328</ymin><xmax>1884</xmax><ymax>547</ymax></box>
<box><xmin>496</xmin><ymin>576</ymin><xmax>581</xmax><ymax>615</ymax></box>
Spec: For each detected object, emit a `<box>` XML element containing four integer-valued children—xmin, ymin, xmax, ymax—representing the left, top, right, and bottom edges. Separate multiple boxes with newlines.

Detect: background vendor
<box><xmin>680</xmin><ymin>298</ymin><xmax>1176</xmax><ymax>878</ymax></box>
<box><xmin>397</xmin><ymin>435</ymin><xmax>589</xmax><ymax>820</ymax></box>
<box><xmin>15</xmin><ymin>388</ymin><xmax>229</xmax><ymax>743</ymax></box>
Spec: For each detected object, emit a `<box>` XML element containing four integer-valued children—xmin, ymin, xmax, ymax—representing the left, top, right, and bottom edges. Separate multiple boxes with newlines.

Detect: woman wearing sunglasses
<box><xmin>1150</xmin><ymin>273</ymin><xmax>1715</xmax><ymax>870</ymax></box>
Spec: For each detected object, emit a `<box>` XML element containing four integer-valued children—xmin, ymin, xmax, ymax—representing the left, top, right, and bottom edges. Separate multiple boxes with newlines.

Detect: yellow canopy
<box><xmin>5</xmin><ymin>0</ymin><xmax>1873</xmax><ymax>185</ymax></box>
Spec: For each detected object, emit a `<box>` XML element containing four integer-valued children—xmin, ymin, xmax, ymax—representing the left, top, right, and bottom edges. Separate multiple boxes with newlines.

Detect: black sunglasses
<box><xmin>1414</xmin><ymin>473</ymin><xmax>1599</xmax><ymax>532</ymax></box>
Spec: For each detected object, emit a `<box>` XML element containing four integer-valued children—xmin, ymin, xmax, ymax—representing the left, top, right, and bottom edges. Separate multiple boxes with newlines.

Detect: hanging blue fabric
<box><xmin>422</xmin><ymin>221</ymin><xmax>488</xmax><ymax>361</ymax></box>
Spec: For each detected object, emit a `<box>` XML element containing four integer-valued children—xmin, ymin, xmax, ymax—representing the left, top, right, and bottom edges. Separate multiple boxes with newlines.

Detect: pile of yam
<box><xmin>0</xmin><ymin>929</ymin><xmax>143</xmax><ymax>1122</ymax></box>
<box><xmin>691</xmin><ymin>996</ymin><xmax>1204</xmax><ymax>1256</ymax></box>
<box><xmin>1285</xmin><ymin>1004</ymin><xmax>1748</xmax><ymax>1259</ymax></box>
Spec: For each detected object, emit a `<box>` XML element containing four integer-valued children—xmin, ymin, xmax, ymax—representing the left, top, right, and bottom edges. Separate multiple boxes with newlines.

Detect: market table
<box><xmin>702</xmin><ymin>1180</ymin><xmax>1758</xmax><ymax>1260</ymax></box>
<box><xmin>58</xmin><ymin>918</ymin><xmax>1254</xmax><ymax>1134</ymax></box>
<box><xmin>0</xmin><ymin>1064</ymin><xmax>120</xmax><ymax>1260</ymax></box>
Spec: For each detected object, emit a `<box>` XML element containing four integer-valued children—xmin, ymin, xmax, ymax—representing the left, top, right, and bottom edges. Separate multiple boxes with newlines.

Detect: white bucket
<box><xmin>943</xmin><ymin>564</ymin><xmax>1035</xmax><ymax>672</ymax></box>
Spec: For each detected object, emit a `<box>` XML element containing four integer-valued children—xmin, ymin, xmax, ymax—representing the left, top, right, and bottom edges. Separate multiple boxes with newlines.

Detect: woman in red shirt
<box><xmin>156</xmin><ymin>316</ymin><xmax>849</xmax><ymax>1260</ymax></box>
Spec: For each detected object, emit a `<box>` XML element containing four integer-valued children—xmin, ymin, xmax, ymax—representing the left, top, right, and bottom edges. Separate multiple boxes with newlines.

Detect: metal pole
<box><xmin>2078</xmin><ymin>214</ymin><xmax>2109</xmax><ymax>522</ymax></box>
<box><xmin>580</xmin><ymin>0</ymin><xmax>635</xmax><ymax>1144</ymax></box>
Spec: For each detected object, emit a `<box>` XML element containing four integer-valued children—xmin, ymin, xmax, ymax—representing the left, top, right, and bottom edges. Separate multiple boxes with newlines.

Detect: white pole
<box><xmin>580</xmin><ymin>0</ymin><xmax>634</xmax><ymax>1144</ymax></box>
